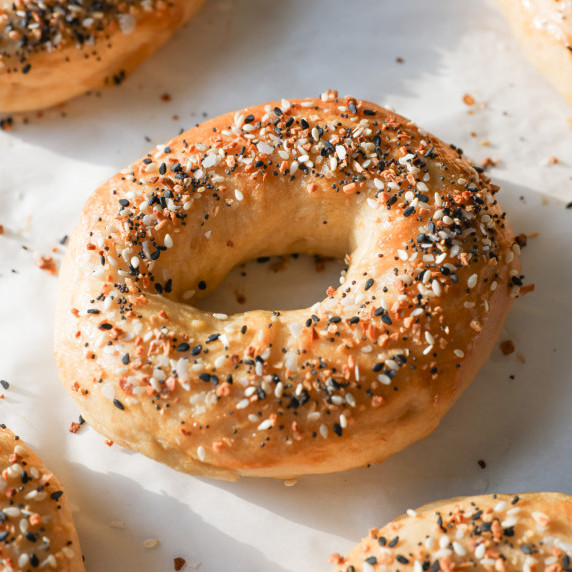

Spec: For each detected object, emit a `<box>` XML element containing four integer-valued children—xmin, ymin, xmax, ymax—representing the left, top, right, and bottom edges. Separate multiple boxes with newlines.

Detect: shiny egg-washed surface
<box><xmin>55</xmin><ymin>94</ymin><xmax>521</xmax><ymax>480</ymax></box>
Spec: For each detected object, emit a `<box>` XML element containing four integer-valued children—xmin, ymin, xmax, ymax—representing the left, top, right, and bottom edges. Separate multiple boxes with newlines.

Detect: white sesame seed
<box><xmin>453</xmin><ymin>349</ymin><xmax>465</xmax><ymax>358</ymax></box>
<box><xmin>257</xmin><ymin>141</ymin><xmax>274</xmax><ymax>155</ymax></box>
<box><xmin>197</xmin><ymin>446</ymin><xmax>206</xmax><ymax>462</ymax></box>
<box><xmin>335</xmin><ymin>145</ymin><xmax>346</xmax><ymax>160</ymax></box>
<box><xmin>467</xmin><ymin>274</ymin><xmax>478</xmax><ymax>289</ymax></box>
<box><xmin>234</xmin><ymin>189</ymin><xmax>244</xmax><ymax>201</ymax></box>
<box><xmin>494</xmin><ymin>501</ymin><xmax>508</xmax><ymax>512</ymax></box>
<box><xmin>143</xmin><ymin>538</ymin><xmax>159</xmax><ymax>549</ymax></box>
<box><xmin>432</xmin><ymin>279</ymin><xmax>442</xmax><ymax>296</ymax></box>
<box><xmin>434</xmin><ymin>549</ymin><xmax>452</xmax><ymax>559</ymax></box>
<box><xmin>164</xmin><ymin>234</ymin><xmax>173</xmax><ymax>248</ymax></box>
<box><xmin>258</xmin><ymin>419</ymin><xmax>273</xmax><ymax>430</ymax></box>
<box><xmin>501</xmin><ymin>516</ymin><xmax>518</xmax><ymax>528</ymax></box>
<box><xmin>377</xmin><ymin>374</ymin><xmax>391</xmax><ymax>385</ymax></box>
<box><xmin>319</xmin><ymin>424</ymin><xmax>328</xmax><ymax>438</ymax></box>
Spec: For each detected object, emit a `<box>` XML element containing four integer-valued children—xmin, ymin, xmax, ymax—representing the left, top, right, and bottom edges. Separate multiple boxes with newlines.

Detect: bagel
<box><xmin>496</xmin><ymin>0</ymin><xmax>572</xmax><ymax>106</ymax></box>
<box><xmin>331</xmin><ymin>492</ymin><xmax>572</xmax><ymax>571</ymax></box>
<box><xmin>54</xmin><ymin>94</ymin><xmax>521</xmax><ymax>480</ymax></box>
<box><xmin>0</xmin><ymin>0</ymin><xmax>205</xmax><ymax>113</ymax></box>
<box><xmin>0</xmin><ymin>425</ymin><xmax>84</xmax><ymax>571</ymax></box>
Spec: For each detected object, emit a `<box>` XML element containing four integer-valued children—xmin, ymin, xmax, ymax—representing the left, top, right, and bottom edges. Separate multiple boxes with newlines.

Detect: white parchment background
<box><xmin>1</xmin><ymin>0</ymin><xmax>571</xmax><ymax>570</ymax></box>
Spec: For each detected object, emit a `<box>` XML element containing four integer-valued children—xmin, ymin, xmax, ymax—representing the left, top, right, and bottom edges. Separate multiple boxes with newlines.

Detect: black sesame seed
<box><xmin>159</xmin><ymin>163</ymin><xmax>167</xmax><ymax>175</ymax></box>
<box><xmin>388</xmin><ymin>536</ymin><xmax>399</xmax><ymax>548</ymax></box>
<box><xmin>177</xmin><ymin>343</ymin><xmax>190</xmax><ymax>352</ymax></box>
<box><xmin>113</xmin><ymin>399</ymin><xmax>125</xmax><ymax>411</ymax></box>
<box><xmin>25</xmin><ymin>532</ymin><xmax>38</xmax><ymax>542</ymax></box>
<box><xmin>365</xmin><ymin>556</ymin><xmax>378</xmax><ymax>565</ymax></box>
<box><xmin>198</xmin><ymin>280</ymin><xmax>207</xmax><ymax>290</ymax></box>
<box><xmin>191</xmin><ymin>345</ymin><xmax>202</xmax><ymax>356</ymax></box>
<box><xmin>365</xmin><ymin>278</ymin><xmax>374</xmax><ymax>291</ymax></box>
<box><xmin>50</xmin><ymin>491</ymin><xmax>63</xmax><ymax>501</ymax></box>
<box><xmin>386</xmin><ymin>195</ymin><xmax>398</xmax><ymax>208</ymax></box>
<box><xmin>396</xmin><ymin>555</ymin><xmax>409</xmax><ymax>564</ymax></box>
<box><xmin>244</xmin><ymin>114</ymin><xmax>255</xmax><ymax>124</ymax></box>
<box><xmin>122</xmin><ymin>353</ymin><xmax>130</xmax><ymax>365</ymax></box>
<box><xmin>333</xmin><ymin>423</ymin><xmax>342</xmax><ymax>437</ymax></box>
<box><xmin>403</xmin><ymin>206</ymin><xmax>415</xmax><ymax>217</ymax></box>
<box><xmin>381</xmin><ymin>314</ymin><xmax>392</xmax><ymax>325</ymax></box>
<box><xmin>0</xmin><ymin>380</ymin><xmax>9</xmax><ymax>390</ymax></box>
<box><xmin>348</xmin><ymin>102</ymin><xmax>357</xmax><ymax>114</ymax></box>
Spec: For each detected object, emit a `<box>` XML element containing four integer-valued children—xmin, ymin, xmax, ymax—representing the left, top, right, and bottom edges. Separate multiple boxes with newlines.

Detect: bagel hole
<box><xmin>193</xmin><ymin>254</ymin><xmax>346</xmax><ymax>314</ymax></box>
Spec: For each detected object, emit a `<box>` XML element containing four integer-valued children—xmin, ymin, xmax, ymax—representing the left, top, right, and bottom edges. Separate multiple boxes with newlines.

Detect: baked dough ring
<box><xmin>55</xmin><ymin>94</ymin><xmax>521</xmax><ymax>480</ymax></box>
<box><xmin>0</xmin><ymin>0</ymin><xmax>205</xmax><ymax>113</ymax></box>
<box><xmin>332</xmin><ymin>492</ymin><xmax>572</xmax><ymax>571</ymax></box>
<box><xmin>0</xmin><ymin>425</ymin><xmax>84</xmax><ymax>571</ymax></box>
<box><xmin>496</xmin><ymin>0</ymin><xmax>572</xmax><ymax>106</ymax></box>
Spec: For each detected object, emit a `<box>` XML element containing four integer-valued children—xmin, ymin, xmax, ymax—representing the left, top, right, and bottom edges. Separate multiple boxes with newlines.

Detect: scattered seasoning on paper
<box><xmin>174</xmin><ymin>558</ymin><xmax>186</xmax><ymax>571</ymax></box>
<box><xmin>477</xmin><ymin>459</ymin><xmax>487</xmax><ymax>469</ymax></box>
<box><xmin>69</xmin><ymin>422</ymin><xmax>82</xmax><ymax>434</ymax></box>
<box><xmin>0</xmin><ymin>117</ymin><xmax>13</xmax><ymax>131</ymax></box>
<box><xmin>500</xmin><ymin>340</ymin><xmax>515</xmax><ymax>355</ymax></box>
<box><xmin>35</xmin><ymin>255</ymin><xmax>57</xmax><ymax>275</ymax></box>
<box><xmin>143</xmin><ymin>538</ymin><xmax>160</xmax><ymax>549</ymax></box>
<box><xmin>463</xmin><ymin>93</ymin><xmax>476</xmax><ymax>106</ymax></box>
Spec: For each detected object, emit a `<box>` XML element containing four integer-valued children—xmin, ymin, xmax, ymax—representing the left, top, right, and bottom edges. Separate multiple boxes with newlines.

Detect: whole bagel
<box><xmin>0</xmin><ymin>0</ymin><xmax>205</xmax><ymax>113</ymax></box>
<box><xmin>0</xmin><ymin>425</ymin><xmax>84</xmax><ymax>571</ymax></box>
<box><xmin>496</xmin><ymin>0</ymin><xmax>572</xmax><ymax>106</ymax></box>
<box><xmin>332</xmin><ymin>492</ymin><xmax>572</xmax><ymax>571</ymax></box>
<box><xmin>55</xmin><ymin>94</ymin><xmax>521</xmax><ymax>480</ymax></box>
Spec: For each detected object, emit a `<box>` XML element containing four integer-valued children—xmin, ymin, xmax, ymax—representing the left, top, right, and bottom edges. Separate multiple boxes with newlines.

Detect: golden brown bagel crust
<box><xmin>496</xmin><ymin>0</ymin><xmax>572</xmax><ymax>106</ymax></box>
<box><xmin>332</xmin><ymin>492</ymin><xmax>572</xmax><ymax>572</ymax></box>
<box><xmin>0</xmin><ymin>426</ymin><xmax>84</xmax><ymax>571</ymax></box>
<box><xmin>54</xmin><ymin>94</ymin><xmax>521</xmax><ymax>480</ymax></box>
<box><xmin>0</xmin><ymin>0</ymin><xmax>205</xmax><ymax>113</ymax></box>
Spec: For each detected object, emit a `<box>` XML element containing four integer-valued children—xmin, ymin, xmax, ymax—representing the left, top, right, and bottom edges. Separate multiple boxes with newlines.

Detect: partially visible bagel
<box><xmin>0</xmin><ymin>425</ymin><xmax>84</xmax><ymax>571</ymax></box>
<box><xmin>496</xmin><ymin>0</ymin><xmax>572</xmax><ymax>106</ymax></box>
<box><xmin>332</xmin><ymin>492</ymin><xmax>572</xmax><ymax>571</ymax></box>
<box><xmin>55</xmin><ymin>94</ymin><xmax>521</xmax><ymax>480</ymax></box>
<box><xmin>0</xmin><ymin>0</ymin><xmax>205</xmax><ymax>113</ymax></box>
